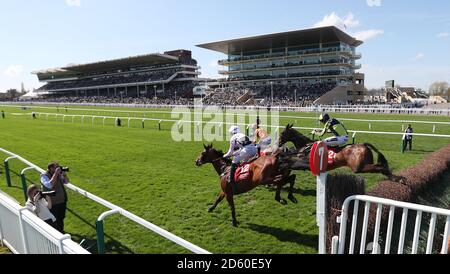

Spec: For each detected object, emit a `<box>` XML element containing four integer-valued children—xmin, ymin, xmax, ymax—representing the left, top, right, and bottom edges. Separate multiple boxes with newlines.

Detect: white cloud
<box><xmin>437</xmin><ymin>32</ymin><xmax>449</xmax><ymax>38</ymax></box>
<box><xmin>4</xmin><ymin>65</ymin><xmax>23</xmax><ymax>77</ymax></box>
<box><xmin>313</xmin><ymin>12</ymin><xmax>360</xmax><ymax>30</ymax></box>
<box><xmin>367</xmin><ymin>0</ymin><xmax>382</xmax><ymax>7</ymax></box>
<box><xmin>413</xmin><ymin>53</ymin><xmax>425</xmax><ymax>61</ymax></box>
<box><xmin>313</xmin><ymin>12</ymin><xmax>384</xmax><ymax>41</ymax></box>
<box><xmin>66</xmin><ymin>0</ymin><xmax>81</xmax><ymax>7</ymax></box>
<box><xmin>353</xmin><ymin>29</ymin><xmax>384</xmax><ymax>41</ymax></box>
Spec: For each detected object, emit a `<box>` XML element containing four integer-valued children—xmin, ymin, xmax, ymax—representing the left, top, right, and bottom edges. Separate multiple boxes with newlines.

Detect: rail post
<box><xmin>4</xmin><ymin>158</ymin><xmax>14</xmax><ymax>187</ymax></box>
<box><xmin>352</xmin><ymin>132</ymin><xmax>357</xmax><ymax>144</ymax></box>
<box><xmin>142</xmin><ymin>119</ymin><xmax>145</xmax><ymax>129</ymax></box>
<box><xmin>128</xmin><ymin>118</ymin><xmax>131</xmax><ymax>128</ymax></box>
<box><xmin>20</xmin><ymin>174</ymin><xmax>28</xmax><ymax>202</ymax></box>
<box><xmin>96</xmin><ymin>220</ymin><xmax>105</xmax><ymax>254</ymax></box>
<box><xmin>158</xmin><ymin>120</ymin><xmax>162</xmax><ymax>131</ymax></box>
<box><xmin>96</xmin><ymin>209</ymin><xmax>120</xmax><ymax>254</ymax></box>
<box><xmin>401</xmin><ymin>135</ymin><xmax>406</xmax><ymax>154</ymax></box>
<box><xmin>310</xmin><ymin>142</ymin><xmax>329</xmax><ymax>254</ymax></box>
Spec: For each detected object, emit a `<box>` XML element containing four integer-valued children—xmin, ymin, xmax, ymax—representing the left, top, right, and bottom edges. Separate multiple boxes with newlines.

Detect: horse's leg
<box><xmin>209</xmin><ymin>192</ymin><xmax>225</xmax><ymax>213</ymax></box>
<box><xmin>274</xmin><ymin>179</ymin><xmax>288</xmax><ymax>205</ymax></box>
<box><xmin>287</xmin><ymin>175</ymin><xmax>298</xmax><ymax>204</ymax></box>
<box><xmin>290</xmin><ymin>158</ymin><xmax>310</xmax><ymax>171</ymax></box>
<box><xmin>226</xmin><ymin>194</ymin><xmax>239</xmax><ymax>227</ymax></box>
<box><xmin>356</xmin><ymin>164</ymin><xmax>403</xmax><ymax>183</ymax></box>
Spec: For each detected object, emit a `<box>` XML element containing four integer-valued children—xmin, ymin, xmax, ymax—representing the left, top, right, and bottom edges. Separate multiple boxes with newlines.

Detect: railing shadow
<box><xmin>246</xmin><ymin>223</ymin><xmax>317</xmax><ymax>249</ymax></box>
<box><xmin>66</xmin><ymin>208</ymin><xmax>135</xmax><ymax>254</ymax></box>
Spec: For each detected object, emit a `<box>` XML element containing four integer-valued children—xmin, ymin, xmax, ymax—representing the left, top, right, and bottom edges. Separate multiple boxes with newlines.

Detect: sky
<box><xmin>1</xmin><ymin>0</ymin><xmax>450</xmax><ymax>92</ymax></box>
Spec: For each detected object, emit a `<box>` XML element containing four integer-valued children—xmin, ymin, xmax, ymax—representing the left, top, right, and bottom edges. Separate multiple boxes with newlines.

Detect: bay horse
<box><xmin>195</xmin><ymin>144</ymin><xmax>296</xmax><ymax>227</ymax></box>
<box><xmin>279</xmin><ymin>124</ymin><xmax>400</xmax><ymax>181</ymax></box>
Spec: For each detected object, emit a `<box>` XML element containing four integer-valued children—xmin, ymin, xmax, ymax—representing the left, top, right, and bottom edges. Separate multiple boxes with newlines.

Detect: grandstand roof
<box><xmin>197</xmin><ymin>26</ymin><xmax>363</xmax><ymax>54</ymax></box>
<box><xmin>33</xmin><ymin>53</ymin><xmax>180</xmax><ymax>77</ymax></box>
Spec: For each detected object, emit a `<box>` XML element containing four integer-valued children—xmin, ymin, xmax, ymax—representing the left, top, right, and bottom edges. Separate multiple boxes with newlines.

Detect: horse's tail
<box><xmin>363</xmin><ymin>143</ymin><xmax>389</xmax><ymax>170</ymax></box>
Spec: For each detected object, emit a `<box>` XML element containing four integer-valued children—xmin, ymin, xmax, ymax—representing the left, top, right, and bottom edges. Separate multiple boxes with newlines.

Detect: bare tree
<box><xmin>429</xmin><ymin>81</ymin><xmax>449</xmax><ymax>97</ymax></box>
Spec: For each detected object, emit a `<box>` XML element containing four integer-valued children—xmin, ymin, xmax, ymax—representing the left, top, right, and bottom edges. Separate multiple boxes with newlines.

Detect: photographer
<box><xmin>26</xmin><ymin>185</ymin><xmax>56</xmax><ymax>228</ymax></box>
<box><xmin>40</xmin><ymin>162</ymin><xmax>70</xmax><ymax>234</ymax></box>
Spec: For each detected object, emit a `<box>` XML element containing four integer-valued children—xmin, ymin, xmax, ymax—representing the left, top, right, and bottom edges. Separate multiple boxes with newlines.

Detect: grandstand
<box><xmin>385</xmin><ymin>80</ymin><xmax>431</xmax><ymax>104</ymax></box>
<box><xmin>197</xmin><ymin>26</ymin><xmax>365</xmax><ymax>105</ymax></box>
<box><xmin>33</xmin><ymin>50</ymin><xmax>201</xmax><ymax>99</ymax></box>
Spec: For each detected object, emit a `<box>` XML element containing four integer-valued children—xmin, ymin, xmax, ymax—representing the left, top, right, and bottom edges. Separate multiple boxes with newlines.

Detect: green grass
<box><xmin>0</xmin><ymin>246</ymin><xmax>11</xmax><ymax>254</ymax></box>
<box><xmin>0</xmin><ymin>105</ymin><xmax>449</xmax><ymax>254</ymax></box>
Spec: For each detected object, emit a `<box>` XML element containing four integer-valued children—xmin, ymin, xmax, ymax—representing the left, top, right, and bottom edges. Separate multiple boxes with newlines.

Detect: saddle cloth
<box><xmin>234</xmin><ymin>163</ymin><xmax>252</xmax><ymax>182</ymax></box>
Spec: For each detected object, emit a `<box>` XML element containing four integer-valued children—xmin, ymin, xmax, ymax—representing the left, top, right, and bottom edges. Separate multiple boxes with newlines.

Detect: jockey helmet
<box><xmin>319</xmin><ymin>113</ymin><xmax>330</xmax><ymax>123</ymax></box>
<box><xmin>229</xmin><ymin>126</ymin><xmax>240</xmax><ymax>135</ymax></box>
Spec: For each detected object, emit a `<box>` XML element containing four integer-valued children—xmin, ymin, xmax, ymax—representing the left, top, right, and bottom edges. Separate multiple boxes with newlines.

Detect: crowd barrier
<box><xmin>0</xmin><ymin>191</ymin><xmax>89</xmax><ymax>254</ymax></box>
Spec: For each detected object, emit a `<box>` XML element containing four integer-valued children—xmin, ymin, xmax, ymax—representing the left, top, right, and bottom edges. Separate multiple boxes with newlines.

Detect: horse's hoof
<box><xmin>208</xmin><ymin>207</ymin><xmax>215</xmax><ymax>213</ymax></box>
<box><xmin>277</xmin><ymin>198</ymin><xmax>288</xmax><ymax>205</ymax></box>
<box><xmin>288</xmin><ymin>196</ymin><xmax>298</xmax><ymax>204</ymax></box>
<box><xmin>232</xmin><ymin>220</ymin><xmax>239</xmax><ymax>227</ymax></box>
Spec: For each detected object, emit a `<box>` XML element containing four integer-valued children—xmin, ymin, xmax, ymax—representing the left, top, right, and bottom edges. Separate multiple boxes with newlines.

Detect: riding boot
<box><xmin>228</xmin><ymin>163</ymin><xmax>238</xmax><ymax>190</ymax></box>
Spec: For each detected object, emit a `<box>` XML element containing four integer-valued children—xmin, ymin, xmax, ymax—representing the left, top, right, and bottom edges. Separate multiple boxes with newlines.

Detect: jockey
<box><xmin>251</xmin><ymin>123</ymin><xmax>272</xmax><ymax>153</ymax></box>
<box><xmin>313</xmin><ymin>113</ymin><xmax>349</xmax><ymax>147</ymax></box>
<box><xmin>223</xmin><ymin>126</ymin><xmax>258</xmax><ymax>186</ymax></box>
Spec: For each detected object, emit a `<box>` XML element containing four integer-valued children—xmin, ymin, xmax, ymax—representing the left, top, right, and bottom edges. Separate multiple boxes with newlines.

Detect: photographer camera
<box><xmin>26</xmin><ymin>185</ymin><xmax>57</xmax><ymax>228</ymax></box>
<box><xmin>40</xmin><ymin>162</ymin><xmax>70</xmax><ymax>234</ymax></box>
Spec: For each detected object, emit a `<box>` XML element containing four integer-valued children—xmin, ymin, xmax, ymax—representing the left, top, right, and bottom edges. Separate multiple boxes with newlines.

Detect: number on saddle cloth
<box><xmin>234</xmin><ymin>163</ymin><xmax>252</xmax><ymax>183</ymax></box>
<box><xmin>327</xmin><ymin>149</ymin><xmax>337</xmax><ymax>166</ymax></box>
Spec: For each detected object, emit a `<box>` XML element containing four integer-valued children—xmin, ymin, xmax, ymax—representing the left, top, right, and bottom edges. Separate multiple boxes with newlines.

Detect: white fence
<box><xmin>332</xmin><ymin>195</ymin><xmax>450</xmax><ymax>254</ymax></box>
<box><xmin>0</xmin><ymin>191</ymin><xmax>89</xmax><ymax>254</ymax></box>
<box><xmin>1</xmin><ymin>102</ymin><xmax>449</xmax><ymax>116</ymax></box>
<box><xmin>0</xmin><ymin>148</ymin><xmax>210</xmax><ymax>254</ymax></box>
<box><xmin>3</xmin><ymin>104</ymin><xmax>450</xmax><ymax>126</ymax></box>
<box><xmin>26</xmin><ymin>112</ymin><xmax>450</xmax><ymax>141</ymax></box>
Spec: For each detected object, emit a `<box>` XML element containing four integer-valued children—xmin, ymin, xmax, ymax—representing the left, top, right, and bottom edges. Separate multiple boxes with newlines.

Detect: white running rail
<box><xmin>2</xmin><ymin>104</ymin><xmax>450</xmax><ymax>125</ymax></box>
<box><xmin>1</xmin><ymin>102</ymin><xmax>449</xmax><ymax>116</ymax></box>
<box><xmin>27</xmin><ymin>112</ymin><xmax>450</xmax><ymax>139</ymax></box>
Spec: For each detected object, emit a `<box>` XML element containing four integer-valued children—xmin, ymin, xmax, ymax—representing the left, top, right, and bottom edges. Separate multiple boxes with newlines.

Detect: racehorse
<box><xmin>279</xmin><ymin>124</ymin><xmax>401</xmax><ymax>181</ymax></box>
<box><xmin>195</xmin><ymin>144</ymin><xmax>296</xmax><ymax>227</ymax></box>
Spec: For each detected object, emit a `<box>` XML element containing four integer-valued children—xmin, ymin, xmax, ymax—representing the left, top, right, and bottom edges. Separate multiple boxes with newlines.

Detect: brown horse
<box><xmin>279</xmin><ymin>124</ymin><xmax>400</xmax><ymax>181</ymax></box>
<box><xmin>195</xmin><ymin>144</ymin><xmax>296</xmax><ymax>226</ymax></box>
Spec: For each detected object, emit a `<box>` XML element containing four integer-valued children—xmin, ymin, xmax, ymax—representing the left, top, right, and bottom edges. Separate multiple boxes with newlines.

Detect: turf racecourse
<box><xmin>0</xmin><ymin>104</ymin><xmax>449</xmax><ymax>254</ymax></box>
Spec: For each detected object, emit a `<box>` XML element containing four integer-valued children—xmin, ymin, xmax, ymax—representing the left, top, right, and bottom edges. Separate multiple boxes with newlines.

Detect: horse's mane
<box><xmin>208</xmin><ymin>147</ymin><xmax>231</xmax><ymax>165</ymax></box>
